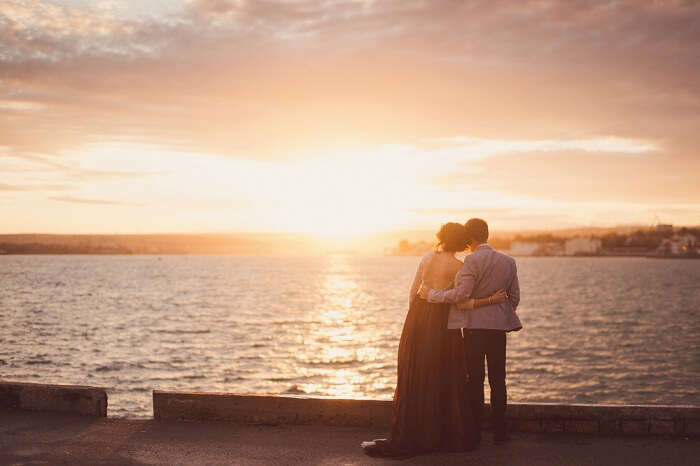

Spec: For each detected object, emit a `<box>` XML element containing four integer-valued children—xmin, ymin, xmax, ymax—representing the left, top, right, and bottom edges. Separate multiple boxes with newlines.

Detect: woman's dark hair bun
<box><xmin>436</xmin><ymin>222</ymin><xmax>469</xmax><ymax>252</ymax></box>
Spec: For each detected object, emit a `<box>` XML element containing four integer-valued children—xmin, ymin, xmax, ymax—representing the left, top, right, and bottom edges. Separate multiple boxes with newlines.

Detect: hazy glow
<box><xmin>3</xmin><ymin>136</ymin><xmax>678</xmax><ymax>236</ymax></box>
<box><xmin>3</xmin><ymin>135</ymin><xmax>697</xmax><ymax>236</ymax></box>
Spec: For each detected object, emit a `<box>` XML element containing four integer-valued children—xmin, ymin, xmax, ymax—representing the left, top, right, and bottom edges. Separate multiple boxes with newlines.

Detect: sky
<box><xmin>1</xmin><ymin>0</ymin><xmax>699</xmax><ymax>237</ymax></box>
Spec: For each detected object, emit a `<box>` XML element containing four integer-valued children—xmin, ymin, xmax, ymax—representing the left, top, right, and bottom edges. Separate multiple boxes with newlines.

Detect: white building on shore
<box><xmin>508</xmin><ymin>241</ymin><xmax>541</xmax><ymax>256</ymax></box>
<box><xmin>564</xmin><ymin>237</ymin><xmax>602</xmax><ymax>256</ymax></box>
<box><xmin>657</xmin><ymin>234</ymin><xmax>697</xmax><ymax>256</ymax></box>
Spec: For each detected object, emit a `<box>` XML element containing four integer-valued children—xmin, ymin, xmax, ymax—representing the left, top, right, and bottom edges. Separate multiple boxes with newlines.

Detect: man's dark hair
<box><xmin>464</xmin><ymin>218</ymin><xmax>489</xmax><ymax>243</ymax></box>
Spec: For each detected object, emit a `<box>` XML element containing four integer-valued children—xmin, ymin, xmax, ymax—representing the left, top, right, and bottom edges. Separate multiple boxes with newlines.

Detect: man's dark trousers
<box><xmin>463</xmin><ymin>329</ymin><xmax>507</xmax><ymax>441</ymax></box>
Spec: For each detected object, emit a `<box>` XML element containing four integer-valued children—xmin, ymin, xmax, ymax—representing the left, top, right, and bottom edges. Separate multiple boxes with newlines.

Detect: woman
<box><xmin>362</xmin><ymin>222</ymin><xmax>507</xmax><ymax>457</ymax></box>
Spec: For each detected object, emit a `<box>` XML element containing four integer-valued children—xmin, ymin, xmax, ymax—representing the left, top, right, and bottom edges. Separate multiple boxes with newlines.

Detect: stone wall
<box><xmin>0</xmin><ymin>381</ymin><xmax>107</xmax><ymax>417</ymax></box>
<box><xmin>503</xmin><ymin>403</ymin><xmax>698</xmax><ymax>437</ymax></box>
<box><xmin>153</xmin><ymin>391</ymin><xmax>700</xmax><ymax>437</ymax></box>
<box><xmin>153</xmin><ymin>391</ymin><xmax>392</xmax><ymax>426</ymax></box>
<box><xmin>1</xmin><ymin>382</ymin><xmax>696</xmax><ymax>437</ymax></box>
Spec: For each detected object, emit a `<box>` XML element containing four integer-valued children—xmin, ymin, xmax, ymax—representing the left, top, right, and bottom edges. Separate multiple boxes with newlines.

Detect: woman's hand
<box><xmin>489</xmin><ymin>289</ymin><xmax>508</xmax><ymax>304</ymax></box>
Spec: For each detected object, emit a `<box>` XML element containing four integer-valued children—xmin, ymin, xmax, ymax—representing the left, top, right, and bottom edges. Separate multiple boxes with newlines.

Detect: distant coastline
<box><xmin>387</xmin><ymin>224</ymin><xmax>700</xmax><ymax>259</ymax></box>
<box><xmin>0</xmin><ymin>233</ymin><xmax>319</xmax><ymax>256</ymax></box>
<box><xmin>1</xmin><ymin>225</ymin><xmax>699</xmax><ymax>258</ymax></box>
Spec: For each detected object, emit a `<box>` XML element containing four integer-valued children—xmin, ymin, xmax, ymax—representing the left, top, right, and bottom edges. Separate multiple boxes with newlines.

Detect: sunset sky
<box><xmin>2</xmin><ymin>0</ymin><xmax>699</xmax><ymax>237</ymax></box>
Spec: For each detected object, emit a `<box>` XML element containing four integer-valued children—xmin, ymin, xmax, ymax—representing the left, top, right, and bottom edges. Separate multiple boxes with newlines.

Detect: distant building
<box><xmin>657</xmin><ymin>234</ymin><xmax>697</xmax><ymax>256</ymax></box>
<box><xmin>656</xmin><ymin>224</ymin><xmax>674</xmax><ymax>234</ymax></box>
<box><xmin>508</xmin><ymin>241</ymin><xmax>541</xmax><ymax>256</ymax></box>
<box><xmin>565</xmin><ymin>237</ymin><xmax>602</xmax><ymax>256</ymax></box>
<box><xmin>542</xmin><ymin>242</ymin><xmax>566</xmax><ymax>256</ymax></box>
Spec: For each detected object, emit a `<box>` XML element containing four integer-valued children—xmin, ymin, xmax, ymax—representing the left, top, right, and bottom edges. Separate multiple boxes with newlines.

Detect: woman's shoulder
<box><xmin>423</xmin><ymin>250</ymin><xmax>462</xmax><ymax>270</ymax></box>
<box><xmin>420</xmin><ymin>249</ymin><xmax>436</xmax><ymax>263</ymax></box>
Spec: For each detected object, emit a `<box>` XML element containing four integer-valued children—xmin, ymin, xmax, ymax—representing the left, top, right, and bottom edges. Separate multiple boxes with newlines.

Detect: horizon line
<box><xmin>1</xmin><ymin>224</ymin><xmax>697</xmax><ymax>237</ymax></box>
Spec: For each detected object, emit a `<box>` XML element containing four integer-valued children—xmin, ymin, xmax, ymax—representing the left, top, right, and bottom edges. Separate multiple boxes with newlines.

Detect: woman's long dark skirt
<box><xmin>369</xmin><ymin>297</ymin><xmax>477</xmax><ymax>457</ymax></box>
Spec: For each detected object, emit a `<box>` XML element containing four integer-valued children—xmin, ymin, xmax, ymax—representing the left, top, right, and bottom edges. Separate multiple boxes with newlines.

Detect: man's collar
<box><xmin>475</xmin><ymin>243</ymin><xmax>491</xmax><ymax>251</ymax></box>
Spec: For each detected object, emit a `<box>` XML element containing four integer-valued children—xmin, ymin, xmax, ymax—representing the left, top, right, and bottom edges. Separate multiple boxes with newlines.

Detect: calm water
<box><xmin>1</xmin><ymin>255</ymin><xmax>699</xmax><ymax>417</ymax></box>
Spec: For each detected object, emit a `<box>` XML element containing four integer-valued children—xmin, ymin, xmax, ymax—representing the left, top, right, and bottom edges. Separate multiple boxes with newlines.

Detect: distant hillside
<box><xmin>0</xmin><ymin>233</ymin><xmax>319</xmax><ymax>255</ymax></box>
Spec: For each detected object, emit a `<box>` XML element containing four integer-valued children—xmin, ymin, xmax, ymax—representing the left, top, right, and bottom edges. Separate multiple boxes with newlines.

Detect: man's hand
<box><xmin>418</xmin><ymin>283</ymin><xmax>431</xmax><ymax>299</ymax></box>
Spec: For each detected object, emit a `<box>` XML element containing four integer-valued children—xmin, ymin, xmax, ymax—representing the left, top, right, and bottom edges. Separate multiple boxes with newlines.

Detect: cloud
<box><xmin>423</xmin><ymin>136</ymin><xmax>659</xmax><ymax>163</ymax></box>
<box><xmin>67</xmin><ymin>168</ymin><xmax>161</xmax><ymax>181</ymax></box>
<box><xmin>0</xmin><ymin>183</ymin><xmax>30</xmax><ymax>191</ymax></box>
<box><xmin>0</xmin><ymin>182</ymin><xmax>71</xmax><ymax>191</ymax></box>
<box><xmin>48</xmin><ymin>195</ymin><xmax>140</xmax><ymax>205</ymax></box>
<box><xmin>0</xmin><ymin>0</ymin><xmax>698</xmax><ymax>160</ymax></box>
<box><xmin>0</xmin><ymin>0</ymin><xmax>164</xmax><ymax>62</ymax></box>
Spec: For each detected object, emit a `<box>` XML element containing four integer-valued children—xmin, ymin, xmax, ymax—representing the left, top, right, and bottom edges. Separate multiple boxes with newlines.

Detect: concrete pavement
<box><xmin>1</xmin><ymin>409</ymin><xmax>698</xmax><ymax>466</ymax></box>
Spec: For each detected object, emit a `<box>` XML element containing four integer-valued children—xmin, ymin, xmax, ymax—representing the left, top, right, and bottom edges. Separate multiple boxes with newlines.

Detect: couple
<box><xmin>362</xmin><ymin>218</ymin><xmax>522</xmax><ymax>457</ymax></box>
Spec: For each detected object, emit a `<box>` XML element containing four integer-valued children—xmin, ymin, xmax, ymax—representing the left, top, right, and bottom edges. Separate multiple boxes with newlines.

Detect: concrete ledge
<box><xmin>153</xmin><ymin>391</ymin><xmax>391</xmax><ymax>427</ymax></box>
<box><xmin>502</xmin><ymin>403</ymin><xmax>699</xmax><ymax>437</ymax></box>
<box><xmin>153</xmin><ymin>391</ymin><xmax>699</xmax><ymax>437</ymax></box>
<box><xmin>0</xmin><ymin>381</ymin><xmax>107</xmax><ymax>417</ymax></box>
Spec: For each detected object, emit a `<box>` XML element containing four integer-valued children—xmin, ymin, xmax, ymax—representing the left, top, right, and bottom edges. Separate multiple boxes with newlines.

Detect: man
<box><xmin>420</xmin><ymin>218</ymin><xmax>521</xmax><ymax>444</ymax></box>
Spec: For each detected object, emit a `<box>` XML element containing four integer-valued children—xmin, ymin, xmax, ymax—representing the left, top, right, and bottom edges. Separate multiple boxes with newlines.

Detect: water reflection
<box><xmin>296</xmin><ymin>254</ymin><xmax>379</xmax><ymax>398</ymax></box>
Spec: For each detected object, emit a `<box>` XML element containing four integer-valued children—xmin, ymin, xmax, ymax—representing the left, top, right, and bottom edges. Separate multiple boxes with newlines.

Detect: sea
<box><xmin>1</xmin><ymin>255</ymin><xmax>698</xmax><ymax>418</ymax></box>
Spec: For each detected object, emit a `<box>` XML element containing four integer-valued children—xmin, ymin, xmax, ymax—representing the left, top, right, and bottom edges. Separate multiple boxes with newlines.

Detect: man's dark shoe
<box><xmin>493</xmin><ymin>434</ymin><xmax>509</xmax><ymax>445</ymax></box>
